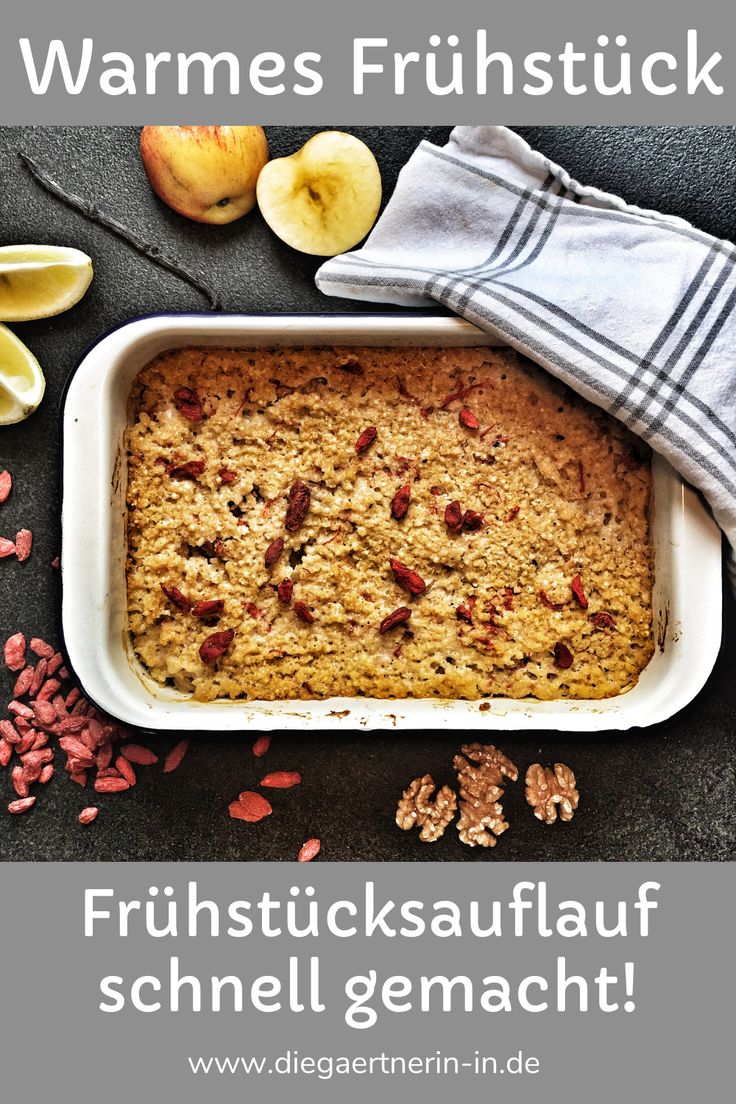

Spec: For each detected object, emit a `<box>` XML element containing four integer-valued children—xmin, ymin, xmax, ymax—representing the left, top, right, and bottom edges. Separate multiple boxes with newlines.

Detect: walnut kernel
<box><xmin>525</xmin><ymin>762</ymin><xmax>579</xmax><ymax>824</ymax></box>
<box><xmin>396</xmin><ymin>774</ymin><xmax>457</xmax><ymax>843</ymax></box>
<box><xmin>454</xmin><ymin>743</ymin><xmax>519</xmax><ymax>848</ymax></box>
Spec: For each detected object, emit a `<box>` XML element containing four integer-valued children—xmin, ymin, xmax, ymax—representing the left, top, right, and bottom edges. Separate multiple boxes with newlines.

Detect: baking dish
<box><xmin>61</xmin><ymin>313</ymin><xmax>722</xmax><ymax>732</ymax></box>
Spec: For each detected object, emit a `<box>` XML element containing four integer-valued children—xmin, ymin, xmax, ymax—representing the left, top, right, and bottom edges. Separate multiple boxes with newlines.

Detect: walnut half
<box><xmin>525</xmin><ymin>762</ymin><xmax>579</xmax><ymax>824</ymax></box>
<box><xmin>396</xmin><ymin>774</ymin><xmax>458</xmax><ymax>842</ymax></box>
<box><xmin>454</xmin><ymin>743</ymin><xmax>519</xmax><ymax>848</ymax></box>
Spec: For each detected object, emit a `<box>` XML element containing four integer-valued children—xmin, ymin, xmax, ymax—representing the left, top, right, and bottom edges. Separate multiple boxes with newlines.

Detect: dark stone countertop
<box><xmin>0</xmin><ymin>125</ymin><xmax>733</xmax><ymax>861</ymax></box>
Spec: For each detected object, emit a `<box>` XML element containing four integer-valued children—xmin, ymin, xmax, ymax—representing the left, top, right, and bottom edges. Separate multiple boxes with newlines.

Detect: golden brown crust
<box><xmin>125</xmin><ymin>344</ymin><xmax>654</xmax><ymax>702</ymax></box>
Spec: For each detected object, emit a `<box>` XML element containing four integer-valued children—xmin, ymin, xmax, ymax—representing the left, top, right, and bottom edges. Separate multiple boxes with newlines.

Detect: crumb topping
<box><xmin>125</xmin><ymin>344</ymin><xmax>653</xmax><ymax>701</ymax></box>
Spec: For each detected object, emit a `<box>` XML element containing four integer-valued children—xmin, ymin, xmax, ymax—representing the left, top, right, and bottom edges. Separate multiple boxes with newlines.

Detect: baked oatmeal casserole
<box><xmin>125</xmin><ymin>345</ymin><xmax>654</xmax><ymax>702</ymax></box>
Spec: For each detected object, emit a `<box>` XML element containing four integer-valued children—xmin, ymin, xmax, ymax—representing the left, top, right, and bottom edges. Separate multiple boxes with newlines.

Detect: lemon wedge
<box><xmin>0</xmin><ymin>324</ymin><xmax>45</xmax><ymax>425</ymax></box>
<box><xmin>0</xmin><ymin>245</ymin><xmax>93</xmax><ymax>321</ymax></box>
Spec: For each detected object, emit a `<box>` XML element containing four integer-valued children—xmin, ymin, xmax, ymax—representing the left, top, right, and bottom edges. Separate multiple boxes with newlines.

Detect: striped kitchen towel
<box><xmin>316</xmin><ymin>125</ymin><xmax>735</xmax><ymax>587</ymax></box>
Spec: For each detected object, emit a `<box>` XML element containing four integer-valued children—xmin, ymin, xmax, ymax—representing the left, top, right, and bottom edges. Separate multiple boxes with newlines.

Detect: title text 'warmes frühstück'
<box><xmin>18</xmin><ymin>31</ymin><xmax>724</xmax><ymax>100</ymax></box>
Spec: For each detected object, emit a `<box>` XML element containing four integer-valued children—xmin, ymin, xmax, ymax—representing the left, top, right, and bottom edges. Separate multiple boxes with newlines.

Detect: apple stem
<box><xmin>18</xmin><ymin>152</ymin><xmax>222</xmax><ymax>311</ymax></box>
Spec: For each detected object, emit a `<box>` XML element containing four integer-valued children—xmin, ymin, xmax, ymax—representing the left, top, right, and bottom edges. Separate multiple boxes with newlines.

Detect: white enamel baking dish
<box><xmin>61</xmin><ymin>314</ymin><xmax>722</xmax><ymax>733</ymax></box>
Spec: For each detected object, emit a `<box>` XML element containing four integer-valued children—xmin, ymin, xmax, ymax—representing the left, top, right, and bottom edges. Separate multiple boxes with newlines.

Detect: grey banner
<box><xmin>1</xmin><ymin>862</ymin><xmax>733</xmax><ymax>1100</ymax></box>
<box><xmin>2</xmin><ymin>0</ymin><xmax>736</xmax><ymax>123</ymax></box>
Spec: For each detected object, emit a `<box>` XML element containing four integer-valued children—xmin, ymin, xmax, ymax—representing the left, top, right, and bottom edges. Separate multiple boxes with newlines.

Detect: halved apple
<box><xmin>256</xmin><ymin>131</ymin><xmax>382</xmax><ymax>256</ymax></box>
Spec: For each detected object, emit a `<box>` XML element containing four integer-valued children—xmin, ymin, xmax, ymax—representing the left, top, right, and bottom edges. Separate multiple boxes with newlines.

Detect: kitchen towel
<box><xmin>316</xmin><ymin>125</ymin><xmax>735</xmax><ymax>587</ymax></box>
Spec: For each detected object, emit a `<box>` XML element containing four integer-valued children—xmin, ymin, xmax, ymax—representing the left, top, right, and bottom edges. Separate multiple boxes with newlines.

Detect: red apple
<box><xmin>140</xmin><ymin>125</ymin><xmax>269</xmax><ymax>224</ymax></box>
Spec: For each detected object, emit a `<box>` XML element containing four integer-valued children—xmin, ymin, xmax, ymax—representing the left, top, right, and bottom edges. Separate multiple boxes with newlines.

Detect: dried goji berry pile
<box><xmin>1</xmin><ymin>460</ymin><xmax>189</xmax><ymax>820</ymax></box>
<box><xmin>1</xmin><ymin>630</ymin><xmax>185</xmax><ymax>820</ymax></box>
